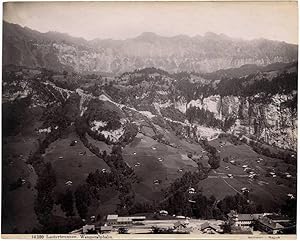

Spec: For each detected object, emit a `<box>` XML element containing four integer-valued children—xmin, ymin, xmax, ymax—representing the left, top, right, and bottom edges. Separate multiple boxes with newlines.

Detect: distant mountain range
<box><xmin>3</xmin><ymin>21</ymin><xmax>298</xmax><ymax>74</ymax></box>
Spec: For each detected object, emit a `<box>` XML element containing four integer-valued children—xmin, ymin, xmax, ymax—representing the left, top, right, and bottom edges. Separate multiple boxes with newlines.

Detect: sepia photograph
<box><xmin>1</xmin><ymin>0</ymin><xmax>298</xmax><ymax>238</ymax></box>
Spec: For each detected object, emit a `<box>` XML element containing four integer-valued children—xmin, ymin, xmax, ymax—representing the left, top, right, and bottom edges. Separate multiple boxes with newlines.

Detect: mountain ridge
<box><xmin>3</xmin><ymin>21</ymin><xmax>298</xmax><ymax>74</ymax></box>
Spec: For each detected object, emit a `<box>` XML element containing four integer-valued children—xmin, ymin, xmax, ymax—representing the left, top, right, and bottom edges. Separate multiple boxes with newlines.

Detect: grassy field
<box><xmin>86</xmin><ymin>134</ymin><xmax>112</xmax><ymax>153</ymax></box>
<box><xmin>2</xmin><ymin>104</ymin><xmax>296</xmax><ymax>233</ymax></box>
<box><xmin>196</xmin><ymin>136</ymin><xmax>296</xmax><ymax>210</ymax></box>
<box><xmin>43</xmin><ymin>130</ymin><xmax>110</xmax><ymax>193</ymax></box>
<box><xmin>123</xmin><ymin>133</ymin><xmax>200</xmax><ymax>202</ymax></box>
<box><xmin>2</xmin><ymin>117</ymin><xmax>42</xmax><ymax>233</ymax></box>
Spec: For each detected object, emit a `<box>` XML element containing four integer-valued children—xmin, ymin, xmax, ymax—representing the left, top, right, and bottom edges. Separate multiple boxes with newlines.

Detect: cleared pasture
<box><xmin>43</xmin><ymin>131</ymin><xmax>110</xmax><ymax>192</ymax></box>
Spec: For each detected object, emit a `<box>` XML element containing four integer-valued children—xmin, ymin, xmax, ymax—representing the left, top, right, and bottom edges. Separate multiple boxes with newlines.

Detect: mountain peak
<box><xmin>203</xmin><ymin>32</ymin><xmax>231</xmax><ymax>40</ymax></box>
<box><xmin>140</xmin><ymin>32</ymin><xmax>158</xmax><ymax>37</ymax></box>
<box><xmin>135</xmin><ymin>32</ymin><xmax>160</xmax><ymax>41</ymax></box>
<box><xmin>204</xmin><ymin>32</ymin><xmax>220</xmax><ymax>38</ymax></box>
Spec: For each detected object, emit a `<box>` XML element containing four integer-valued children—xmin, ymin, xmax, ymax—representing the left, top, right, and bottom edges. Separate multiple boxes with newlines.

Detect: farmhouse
<box><xmin>159</xmin><ymin>210</ymin><xmax>168</xmax><ymax>216</ymax></box>
<box><xmin>200</xmin><ymin>222</ymin><xmax>223</xmax><ymax>234</ymax></box>
<box><xmin>117</xmin><ymin>217</ymin><xmax>132</xmax><ymax>225</ymax></box>
<box><xmin>265</xmin><ymin>214</ymin><xmax>290</xmax><ymax>223</ymax></box>
<box><xmin>106</xmin><ymin>214</ymin><xmax>118</xmax><ymax>226</ymax></box>
<box><xmin>241</xmin><ymin>187</ymin><xmax>249</xmax><ymax>193</ymax></box>
<box><xmin>256</xmin><ymin>217</ymin><xmax>285</xmax><ymax>234</ymax></box>
<box><xmin>235</xmin><ymin>214</ymin><xmax>255</xmax><ymax>227</ymax></box>
<box><xmin>106</xmin><ymin>214</ymin><xmax>146</xmax><ymax>227</ymax></box>
<box><xmin>227</xmin><ymin>210</ymin><xmax>292</xmax><ymax>233</ymax></box>
<box><xmin>188</xmin><ymin>187</ymin><xmax>196</xmax><ymax>194</ymax></box>
<box><xmin>65</xmin><ymin>180</ymin><xmax>72</xmax><ymax>186</ymax></box>
<box><xmin>227</xmin><ymin>211</ymin><xmax>255</xmax><ymax>228</ymax></box>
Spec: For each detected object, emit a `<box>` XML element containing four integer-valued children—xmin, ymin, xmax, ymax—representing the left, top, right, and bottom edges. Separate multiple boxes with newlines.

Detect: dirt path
<box><xmin>212</xmin><ymin>169</ymin><xmax>226</xmax><ymax>175</ymax></box>
<box><xmin>222</xmin><ymin>178</ymin><xmax>241</xmax><ymax>194</ymax></box>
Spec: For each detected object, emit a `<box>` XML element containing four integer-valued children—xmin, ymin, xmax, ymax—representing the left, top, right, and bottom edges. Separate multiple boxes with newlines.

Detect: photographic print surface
<box><xmin>2</xmin><ymin>1</ymin><xmax>298</xmax><ymax>238</ymax></box>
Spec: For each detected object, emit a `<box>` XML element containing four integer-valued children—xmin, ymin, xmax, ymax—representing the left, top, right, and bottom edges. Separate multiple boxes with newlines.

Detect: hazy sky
<box><xmin>3</xmin><ymin>1</ymin><xmax>298</xmax><ymax>44</ymax></box>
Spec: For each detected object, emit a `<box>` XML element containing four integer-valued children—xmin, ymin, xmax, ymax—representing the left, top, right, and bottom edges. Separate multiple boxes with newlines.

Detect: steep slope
<box><xmin>3</xmin><ymin>21</ymin><xmax>298</xmax><ymax>74</ymax></box>
<box><xmin>2</xmin><ymin>62</ymin><xmax>297</xmax><ymax>233</ymax></box>
<box><xmin>2</xmin><ymin>67</ymin><xmax>203</xmax><ymax>233</ymax></box>
<box><xmin>103</xmin><ymin>64</ymin><xmax>297</xmax><ymax>151</ymax></box>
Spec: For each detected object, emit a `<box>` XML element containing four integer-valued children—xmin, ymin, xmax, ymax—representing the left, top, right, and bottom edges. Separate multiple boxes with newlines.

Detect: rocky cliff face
<box><xmin>105</xmin><ymin>65</ymin><xmax>297</xmax><ymax>151</ymax></box>
<box><xmin>3</xmin><ymin>22</ymin><xmax>298</xmax><ymax>74</ymax></box>
<box><xmin>184</xmin><ymin>94</ymin><xmax>297</xmax><ymax>151</ymax></box>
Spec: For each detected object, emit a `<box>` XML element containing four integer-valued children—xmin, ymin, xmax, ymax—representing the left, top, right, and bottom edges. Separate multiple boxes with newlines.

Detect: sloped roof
<box><xmin>174</xmin><ymin>221</ymin><xmax>186</xmax><ymax>228</ymax></box>
<box><xmin>266</xmin><ymin>214</ymin><xmax>290</xmax><ymax>222</ymax></box>
<box><xmin>200</xmin><ymin>222</ymin><xmax>210</xmax><ymax>230</ymax></box>
<box><xmin>107</xmin><ymin>214</ymin><xmax>118</xmax><ymax>220</ymax></box>
<box><xmin>100</xmin><ymin>226</ymin><xmax>113</xmax><ymax>231</ymax></box>
<box><xmin>117</xmin><ymin>217</ymin><xmax>132</xmax><ymax>222</ymax></box>
<box><xmin>131</xmin><ymin>216</ymin><xmax>146</xmax><ymax>220</ymax></box>
<box><xmin>258</xmin><ymin>217</ymin><xmax>284</xmax><ymax>230</ymax></box>
<box><xmin>237</xmin><ymin>214</ymin><xmax>255</xmax><ymax>221</ymax></box>
<box><xmin>200</xmin><ymin>222</ymin><xmax>220</xmax><ymax>231</ymax></box>
<box><xmin>252</xmin><ymin>214</ymin><xmax>264</xmax><ymax>219</ymax></box>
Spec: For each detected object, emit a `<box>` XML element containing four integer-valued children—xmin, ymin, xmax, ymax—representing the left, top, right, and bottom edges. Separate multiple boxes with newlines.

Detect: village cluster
<box><xmin>70</xmin><ymin>210</ymin><xmax>295</xmax><ymax>235</ymax></box>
